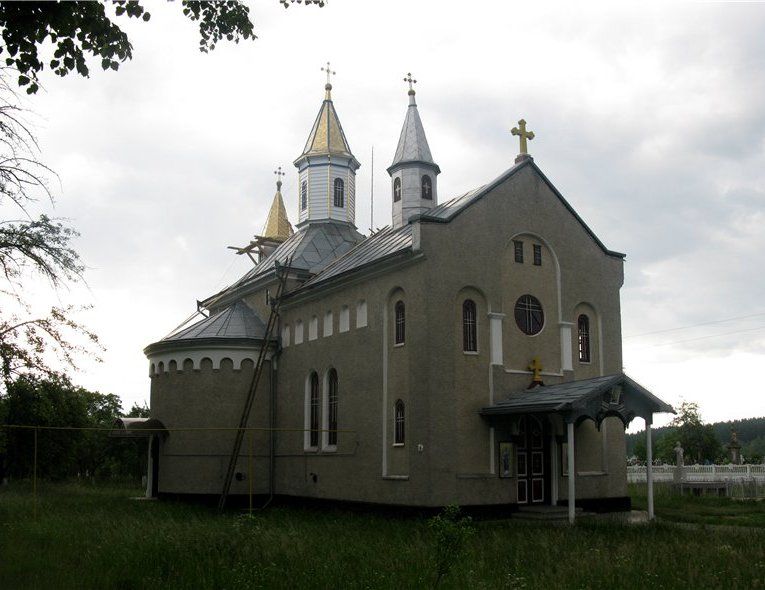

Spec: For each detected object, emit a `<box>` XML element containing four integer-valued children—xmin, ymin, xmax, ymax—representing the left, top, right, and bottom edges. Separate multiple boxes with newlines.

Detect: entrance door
<box><xmin>516</xmin><ymin>416</ymin><xmax>548</xmax><ymax>504</ymax></box>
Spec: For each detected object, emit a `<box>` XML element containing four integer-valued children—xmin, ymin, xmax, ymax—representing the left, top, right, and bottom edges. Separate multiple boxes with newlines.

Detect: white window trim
<box><xmin>295</xmin><ymin>321</ymin><xmax>304</xmax><ymax>345</ymax></box>
<box><xmin>323</xmin><ymin>311</ymin><xmax>333</xmax><ymax>337</ymax></box>
<box><xmin>309</xmin><ymin>316</ymin><xmax>318</xmax><ymax>341</ymax></box>
<box><xmin>339</xmin><ymin>305</ymin><xmax>350</xmax><ymax>333</ymax></box>
<box><xmin>356</xmin><ymin>300</ymin><xmax>368</xmax><ymax>328</ymax></box>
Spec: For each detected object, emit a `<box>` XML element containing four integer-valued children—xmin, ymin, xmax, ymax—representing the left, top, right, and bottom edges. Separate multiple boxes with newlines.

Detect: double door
<box><xmin>516</xmin><ymin>416</ymin><xmax>549</xmax><ymax>504</ymax></box>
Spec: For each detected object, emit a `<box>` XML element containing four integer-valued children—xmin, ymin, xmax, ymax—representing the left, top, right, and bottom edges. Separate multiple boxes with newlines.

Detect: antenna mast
<box><xmin>370</xmin><ymin>145</ymin><xmax>374</xmax><ymax>234</ymax></box>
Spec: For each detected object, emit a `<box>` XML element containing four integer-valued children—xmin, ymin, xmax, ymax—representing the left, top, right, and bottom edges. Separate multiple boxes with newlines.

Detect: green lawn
<box><xmin>629</xmin><ymin>483</ymin><xmax>765</xmax><ymax>528</ymax></box>
<box><xmin>1</xmin><ymin>482</ymin><xmax>765</xmax><ymax>589</ymax></box>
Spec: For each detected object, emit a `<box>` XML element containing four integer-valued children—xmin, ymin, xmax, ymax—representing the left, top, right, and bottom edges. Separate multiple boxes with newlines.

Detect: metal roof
<box><xmin>300</xmin><ymin>224</ymin><xmax>414</xmax><ymax>288</ymax></box>
<box><xmin>228</xmin><ymin>222</ymin><xmax>366</xmax><ymax>289</ymax></box>
<box><xmin>389</xmin><ymin>92</ymin><xmax>439</xmax><ymax>173</ymax></box>
<box><xmin>164</xmin><ymin>300</ymin><xmax>267</xmax><ymax>342</ymax></box>
<box><xmin>297</xmin><ymin>86</ymin><xmax>356</xmax><ymax>163</ymax></box>
<box><xmin>480</xmin><ymin>373</ymin><xmax>674</xmax><ymax>417</ymax></box>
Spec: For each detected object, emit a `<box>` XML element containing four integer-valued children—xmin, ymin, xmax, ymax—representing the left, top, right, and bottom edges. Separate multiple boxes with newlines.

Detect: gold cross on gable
<box><xmin>404</xmin><ymin>72</ymin><xmax>417</xmax><ymax>91</ymax></box>
<box><xmin>322</xmin><ymin>61</ymin><xmax>336</xmax><ymax>85</ymax></box>
<box><xmin>511</xmin><ymin>119</ymin><xmax>535</xmax><ymax>155</ymax></box>
<box><xmin>528</xmin><ymin>357</ymin><xmax>543</xmax><ymax>383</ymax></box>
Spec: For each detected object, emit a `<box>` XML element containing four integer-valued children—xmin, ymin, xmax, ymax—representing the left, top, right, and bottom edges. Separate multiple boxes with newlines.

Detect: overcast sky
<box><xmin>12</xmin><ymin>0</ymin><xmax>765</xmax><ymax>428</ymax></box>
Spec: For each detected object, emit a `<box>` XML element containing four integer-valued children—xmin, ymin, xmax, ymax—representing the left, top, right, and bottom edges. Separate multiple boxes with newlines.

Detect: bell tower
<box><xmin>388</xmin><ymin>73</ymin><xmax>440</xmax><ymax>228</ymax></box>
<box><xmin>293</xmin><ymin>63</ymin><xmax>360</xmax><ymax>228</ymax></box>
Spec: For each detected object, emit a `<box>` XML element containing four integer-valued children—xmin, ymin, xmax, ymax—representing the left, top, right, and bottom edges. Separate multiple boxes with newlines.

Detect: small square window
<box><xmin>533</xmin><ymin>244</ymin><xmax>542</xmax><ymax>266</ymax></box>
<box><xmin>513</xmin><ymin>240</ymin><xmax>524</xmax><ymax>263</ymax></box>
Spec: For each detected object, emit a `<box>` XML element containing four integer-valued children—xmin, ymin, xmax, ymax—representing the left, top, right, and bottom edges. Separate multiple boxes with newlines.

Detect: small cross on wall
<box><xmin>511</xmin><ymin>119</ymin><xmax>535</xmax><ymax>156</ymax></box>
<box><xmin>528</xmin><ymin>356</ymin><xmax>544</xmax><ymax>387</ymax></box>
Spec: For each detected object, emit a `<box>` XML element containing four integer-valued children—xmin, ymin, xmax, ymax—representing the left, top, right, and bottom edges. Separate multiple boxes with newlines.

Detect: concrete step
<box><xmin>513</xmin><ymin>505</ymin><xmax>582</xmax><ymax>521</ymax></box>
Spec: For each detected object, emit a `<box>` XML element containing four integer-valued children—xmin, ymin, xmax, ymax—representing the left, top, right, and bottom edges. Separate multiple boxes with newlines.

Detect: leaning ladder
<box><xmin>218</xmin><ymin>258</ymin><xmax>291</xmax><ymax>510</ymax></box>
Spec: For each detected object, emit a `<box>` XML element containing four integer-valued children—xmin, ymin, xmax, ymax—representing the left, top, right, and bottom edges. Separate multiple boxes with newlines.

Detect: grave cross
<box><xmin>511</xmin><ymin>119</ymin><xmax>535</xmax><ymax>155</ymax></box>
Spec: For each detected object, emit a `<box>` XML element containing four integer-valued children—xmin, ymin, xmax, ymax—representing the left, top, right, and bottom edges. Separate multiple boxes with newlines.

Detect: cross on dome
<box><xmin>404</xmin><ymin>72</ymin><xmax>417</xmax><ymax>94</ymax></box>
<box><xmin>511</xmin><ymin>119</ymin><xmax>535</xmax><ymax>156</ymax></box>
<box><xmin>274</xmin><ymin>166</ymin><xmax>285</xmax><ymax>189</ymax></box>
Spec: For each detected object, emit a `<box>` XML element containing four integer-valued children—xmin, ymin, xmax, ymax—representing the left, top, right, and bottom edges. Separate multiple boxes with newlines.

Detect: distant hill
<box><xmin>625</xmin><ymin>416</ymin><xmax>765</xmax><ymax>461</ymax></box>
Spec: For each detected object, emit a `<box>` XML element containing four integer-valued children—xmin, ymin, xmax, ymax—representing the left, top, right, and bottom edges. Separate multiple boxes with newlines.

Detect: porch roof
<box><xmin>109</xmin><ymin>417</ymin><xmax>167</xmax><ymax>438</ymax></box>
<box><xmin>480</xmin><ymin>373</ymin><xmax>674</xmax><ymax>425</ymax></box>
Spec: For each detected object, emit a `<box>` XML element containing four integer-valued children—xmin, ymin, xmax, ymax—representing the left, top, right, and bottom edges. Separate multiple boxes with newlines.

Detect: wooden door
<box><xmin>516</xmin><ymin>416</ymin><xmax>548</xmax><ymax>504</ymax></box>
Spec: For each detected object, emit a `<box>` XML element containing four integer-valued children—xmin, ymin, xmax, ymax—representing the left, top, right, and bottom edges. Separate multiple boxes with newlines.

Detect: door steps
<box><xmin>513</xmin><ymin>505</ymin><xmax>582</xmax><ymax>522</ymax></box>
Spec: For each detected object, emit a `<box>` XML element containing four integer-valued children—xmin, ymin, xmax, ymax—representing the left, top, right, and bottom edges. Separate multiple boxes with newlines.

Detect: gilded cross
<box><xmin>404</xmin><ymin>72</ymin><xmax>417</xmax><ymax>91</ymax></box>
<box><xmin>528</xmin><ymin>356</ymin><xmax>543</xmax><ymax>383</ymax></box>
<box><xmin>511</xmin><ymin>119</ymin><xmax>535</xmax><ymax>155</ymax></box>
<box><xmin>322</xmin><ymin>61</ymin><xmax>336</xmax><ymax>85</ymax></box>
<box><xmin>274</xmin><ymin>166</ymin><xmax>285</xmax><ymax>189</ymax></box>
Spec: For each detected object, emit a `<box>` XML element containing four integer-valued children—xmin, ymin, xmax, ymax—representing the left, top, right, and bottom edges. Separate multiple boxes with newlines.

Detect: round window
<box><xmin>514</xmin><ymin>295</ymin><xmax>544</xmax><ymax>335</ymax></box>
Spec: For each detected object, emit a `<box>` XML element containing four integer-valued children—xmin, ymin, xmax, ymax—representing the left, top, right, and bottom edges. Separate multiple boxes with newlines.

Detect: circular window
<box><xmin>514</xmin><ymin>295</ymin><xmax>544</xmax><ymax>335</ymax></box>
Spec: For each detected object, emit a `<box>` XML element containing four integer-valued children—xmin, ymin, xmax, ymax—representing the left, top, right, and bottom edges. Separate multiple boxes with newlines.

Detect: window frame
<box><xmin>462</xmin><ymin>299</ymin><xmax>478</xmax><ymax>353</ymax></box>
<box><xmin>326</xmin><ymin>369</ymin><xmax>338</xmax><ymax>448</ymax></box>
<box><xmin>394</xmin><ymin>300</ymin><xmax>405</xmax><ymax>345</ymax></box>
<box><xmin>393</xmin><ymin>177</ymin><xmax>402</xmax><ymax>202</ymax></box>
<box><xmin>333</xmin><ymin>177</ymin><xmax>345</xmax><ymax>208</ymax></box>
<box><xmin>308</xmin><ymin>372</ymin><xmax>320</xmax><ymax>449</ymax></box>
<box><xmin>301</xmin><ymin>180</ymin><xmax>308</xmax><ymax>211</ymax></box>
<box><xmin>578</xmin><ymin>314</ymin><xmax>591</xmax><ymax>363</ymax></box>
<box><xmin>421</xmin><ymin>175</ymin><xmax>433</xmax><ymax>200</ymax></box>
<box><xmin>514</xmin><ymin>294</ymin><xmax>545</xmax><ymax>336</ymax></box>
<box><xmin>513</xmin><ymin>240</ymin><xmax>524</xmax><ymax>263</ymax></box>
<box><xmin>533</xmin><ymin>244</ymin><xmax>542</xmax><ymax>266</ymax></box>
<box><xmin>394</xmin><ymin>399</ymin><xmax>405</xmax><ymax>446</ymax></box>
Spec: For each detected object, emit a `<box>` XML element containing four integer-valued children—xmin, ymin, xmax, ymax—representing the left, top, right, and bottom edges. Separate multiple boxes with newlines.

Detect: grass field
<box><xmin>1</xmin><ymin>482</ymin><xmax>765</xmax><ymax>589</ymax></box>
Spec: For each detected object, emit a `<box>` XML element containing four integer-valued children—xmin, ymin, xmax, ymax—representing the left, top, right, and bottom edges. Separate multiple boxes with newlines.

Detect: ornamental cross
<box><xmin>274</xmin><ymin>166</ymin><xmax>285</xmax><ymax>188</ymax></box>
<box><xmin>528</xmin><ymin>357</ymin><xmax>543</xmax><ymax>383</ymax></box>
<box><xmin>404</xmin><ymin>72</ymin><xmax>417</xmax><ymax>91</ymax></box>
<box><xmin>511</xmin><ymin>119</ymin><xmax>535</xmax><ymax>155</ymax></box>
<box><xmin>322</xmin><ymin>61</ymin><xmax>336</xmax><ymax>85</ymax></box>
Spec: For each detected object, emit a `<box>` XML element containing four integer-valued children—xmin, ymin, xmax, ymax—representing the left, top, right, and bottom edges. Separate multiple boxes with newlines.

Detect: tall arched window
<box><xmin>394</xmin><ymin>300</ymin><xmax>405</xmax><ymax>345</ymax></box>
<box><xmin>333</xmin><ymin>178</ymin><xmax>345</xmax><ymax>208</ymax></box>
<box><xmin>421</xmin><ymin>175</ymin><xmax>433</xmax><ymax>200</ymax></box>
<box><xmin>310</xmin><ymin>372</ymin><xmax>320</xmax><ymax>447</ymax></box>
<box><xmin>578</xmin><ymin>314</ymin><xmax>591</xmax><ymax>362</ymax></box>
<box><xmin>394</xmin><ymin>400</ymin><xmax>405</xmax><ymax>445</ymax></box>
<box><xmin>327</xmin><ymin>369</ymin><xmax>338</xmax><ymax>446</ymax></box>
<box><xmin>393</xmin><ymin>177</ymin><xmax>402</xmax><ymax>202</ymax></box>
<box><xmin>301</xmin><ymin>180</ymin><xmax>308</xmax><ymax>211</ymax></box>
<box><xmin>462</xmin><ymin>299</ymin><xmax>477</xmax><ymax>352</ymax></box>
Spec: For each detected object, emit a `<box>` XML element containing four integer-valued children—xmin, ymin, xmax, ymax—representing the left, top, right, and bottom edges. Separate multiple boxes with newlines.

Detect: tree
<box><xmin>0</xmin><ymin>0</ymin><xmax>325</xmax><ymax>95</ymax></box>
<box><xmin>669</xmin><ymin>402</ymin><xmax>723</xmax><ymax>464</ymax></box>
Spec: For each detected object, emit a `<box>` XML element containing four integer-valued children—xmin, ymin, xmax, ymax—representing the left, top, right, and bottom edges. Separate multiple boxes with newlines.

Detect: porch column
<box><xmin>145</xmin><ymin>435</ymin><xmax>154</xmax><ymax>499</ymax></box>
<box><xmin>646</xmin><ymin>417</ymin><xmax>654</xmax><ymax>520</ymax></box>
<box><xmin>567</xmin><ymin>420</ymin><xmax>575</xmax><ymax>524</ymax></box>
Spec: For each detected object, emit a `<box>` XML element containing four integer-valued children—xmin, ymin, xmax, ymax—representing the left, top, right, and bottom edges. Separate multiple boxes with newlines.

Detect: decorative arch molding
<box><xmin>147</xmin><ymin>346</ymin><xmax>270</xmax><ymax>376</ymax></box>
<box><xmin>572</xmin><ymin>300</ymin><xmax>603</xmax><ymax>376</ymax></box>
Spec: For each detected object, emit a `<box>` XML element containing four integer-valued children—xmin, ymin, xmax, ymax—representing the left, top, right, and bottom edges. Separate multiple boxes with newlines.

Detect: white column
<box><xmin>559</xmin><ymin>322</ymin><xmax>573</xmax><ymax>372</ymax></box>
<box><xmin>567</xmin><ymin>421</ymin><xmax>575</xmax><ymax>525</ymax></box>
<box><xmin>646</xmin><ymin>419</ymin><xmax>654</xmax><ymax>521</ymax></box>
<box><xmin>489</xmin><ymin>313</ymin><xmax>505</xmax><ymax>366</ymax></box>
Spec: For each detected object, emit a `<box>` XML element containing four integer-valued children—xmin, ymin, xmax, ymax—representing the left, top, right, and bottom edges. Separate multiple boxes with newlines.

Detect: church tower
<box><xmin>388</xmin><ymin>73</ymin><xmax>440</xmax><ymax>228</ymax></box>
<box><xmin>294</xmin><ymin>63</ymin><xmax>360</xmax><ymax>228</ymax></box>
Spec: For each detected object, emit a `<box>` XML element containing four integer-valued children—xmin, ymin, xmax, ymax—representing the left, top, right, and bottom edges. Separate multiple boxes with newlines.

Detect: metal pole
<box><xmin>33</xmin><ymin>427</ymin><xmax>38</xmax><ymax>521</ymax></box>
<box><xmin>567</xmin><ymin>421</ymin><xmax>575</xmax><ymax>525</ymax></box>
<box><xmin>646</xmin><ymin>419</ymin><xmax>654</xmax><ymax>521</ymax></box>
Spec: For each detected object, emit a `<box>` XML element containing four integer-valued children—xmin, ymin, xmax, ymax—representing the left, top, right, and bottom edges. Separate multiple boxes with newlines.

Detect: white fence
<box><xmin>628</xmin><ymin>464</ymin><xmax>765</xmax><ymax>483</ymax></box>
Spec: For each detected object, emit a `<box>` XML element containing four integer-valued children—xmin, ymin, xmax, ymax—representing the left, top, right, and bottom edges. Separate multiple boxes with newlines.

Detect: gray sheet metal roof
<box><xmin>480</xmin><ymin>374</ymin><xmax>673</xmax><ymax>416</ymax></box>
<box><xmin>300</xmin><ymin>224</ymin><xmax>414</xmax><ymax>288</ymax></box>
<box><xmin>229</xmin><ymin>222</ymin><xmax>366</xmax><ymax>290</ymax></box>
<box><xmin>164</xmin><ymin>300</ymin><xmax>267</xmax><ymax>342</ymax></box>
<box><xmin>389</xmin><ymin>93</ymin><xmax>439</xmax><ymax>173</ymax></box>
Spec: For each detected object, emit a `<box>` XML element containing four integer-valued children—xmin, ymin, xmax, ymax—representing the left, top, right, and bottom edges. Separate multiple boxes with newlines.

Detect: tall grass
<box><xmin>1</xmin><ymin>482</ymin><xmax>764</xmax><ymax>589</ymax></box>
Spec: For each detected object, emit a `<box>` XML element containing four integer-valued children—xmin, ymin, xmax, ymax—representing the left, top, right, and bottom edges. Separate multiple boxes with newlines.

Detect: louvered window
<box><xmin>334</xmin><ymin>178</ymin><xmax>345</xmax><ymax>208</ymax></box>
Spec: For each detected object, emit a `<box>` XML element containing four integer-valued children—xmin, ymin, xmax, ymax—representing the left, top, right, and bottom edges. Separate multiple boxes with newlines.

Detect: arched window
<box><xmin>462</xmin><ymin>299</ymin><xmax>477</xmax><ymax>352</ymax></box>
<box><xmin>394</xmin><ymin>300</ymin><xmax>405</xmax><ymax>345</ymax></box>
<box><xmin>310</xmin><ymin>372</ymin><xmax>320</xmax><ymax>447</ymax></box>
<box><xmin>301</xmin><ymin>180</ymin><xmax>308</xmax><ymax>211</ymax></box>
<box><xmin>394</xmin><ymin>400</ymin><xmax>405</xmax><ymax>445</ymax></box>
<box><xmin>578</xmin><ymin>314</ymin><xmax>591</xmax><ymax>362</ymax></box>
<box><xmin>327</xmin><ymin>369</ymin><xmax>338</xmax><ymax>446</ymax></box>
<box><xmin>514</xmin><ymin>294</ymin><xmax>544</xmax><ymax>335</ymax></box>
<box><xmin>333</xmin><ymin>178</ymin><xmax>345</xmax><ymax>208</ymax></box>
<box><xmin>421</xmin><ymin>175</ymin><xmax>433</xmax><ymax>200</ymax></box>
<box><xmin>393</xmin><ymin>177</ymin><xmax>402</xmax><ymax>202</ymax></box>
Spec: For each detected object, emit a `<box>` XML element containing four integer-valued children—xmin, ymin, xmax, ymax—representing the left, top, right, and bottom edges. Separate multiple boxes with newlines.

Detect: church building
<box><xmin>134</xmin><ymin>68</ymin><xmax>673</xmax><ymax>520</ymax></box>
